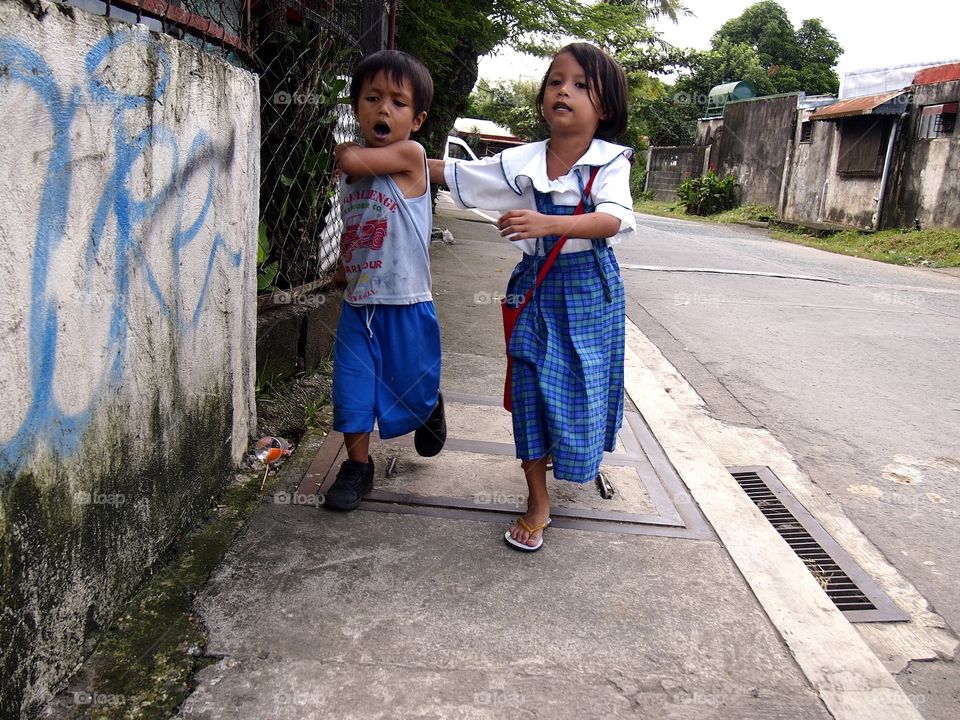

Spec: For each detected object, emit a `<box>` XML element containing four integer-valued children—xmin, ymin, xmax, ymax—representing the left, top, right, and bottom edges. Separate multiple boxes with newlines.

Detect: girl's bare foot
<box><xmin>508</xmin><ymin>507</ymin><xmax>551</xmax><ymax>547</ymax></box>
<box><xmin>507</xmin><ymin>456</ymin><xmax>551</xmax><ymax>548</ymax></box>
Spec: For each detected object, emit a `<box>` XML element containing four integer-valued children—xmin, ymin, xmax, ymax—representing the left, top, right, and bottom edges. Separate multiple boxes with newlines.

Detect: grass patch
<box><xmin>633</xmin><ymin>199</ymin><xmax>688</xmax><ymax>219</ymax></box>
<box><xmin>632</xmin><ymin>198</ymin><xmax>960</xmax><ymax>268</ymax></box>
<box><xmin>633</xmin><ymin>200</ymin><xmax>777</xmax><ymax>225</ymax></box>
<box><xmin>711</xmin><ymin>205</ymin><xmax>777</xmax><ymax>223</ymax></box>
<box><xmin>772</xmin><ymin>226</ymin><xmax>960</xmax><ymax>268</ymax></box>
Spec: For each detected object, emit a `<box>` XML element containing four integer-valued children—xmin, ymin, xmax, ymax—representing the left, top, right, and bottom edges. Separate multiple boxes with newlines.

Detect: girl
<box><xmin>429</xmin><ymin>43</ymin><xmax>634</xmax><ymax>551</ymax></box>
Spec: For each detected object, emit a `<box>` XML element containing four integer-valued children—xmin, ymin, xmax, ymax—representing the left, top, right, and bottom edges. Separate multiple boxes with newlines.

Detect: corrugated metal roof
<box><xmin>809</xmin><ymin>91</ymin><xmax>909</xmax><ymax>121</ymax></box>
<box><xmin>913</xmin><ymin>63</ymin><xmax>960</xmax><ymax>85</ymax></box>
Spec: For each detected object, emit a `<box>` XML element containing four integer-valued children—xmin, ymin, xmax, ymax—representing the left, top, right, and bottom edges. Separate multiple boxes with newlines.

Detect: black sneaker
<box><xmin>414</xmin><ymin>392</ymin><xmax>446</xmax><ymax>457</ymax></box>
<box><xmin>324</xmin><ymin>456</ymin><xmax>374</xmax><ymax>511</ymax></box>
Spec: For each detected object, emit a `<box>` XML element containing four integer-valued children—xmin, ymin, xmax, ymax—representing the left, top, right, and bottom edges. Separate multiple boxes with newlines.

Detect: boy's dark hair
<box><xmin>536</xmin><ymin>42</ymin><xmax>628</xmax><ymax>142</ymax></box>
<box><xmin>350</xmin><ymin>50</ymin><xmax>434</xmax><ymax>117</ymax></box>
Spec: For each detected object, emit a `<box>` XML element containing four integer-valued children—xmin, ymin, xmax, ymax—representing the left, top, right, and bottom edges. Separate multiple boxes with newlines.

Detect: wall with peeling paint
<box><xmin>713</xmin><ymin>94</ymin><xmax>799</xmax><ymax>208</ymax></box>
<box><xmin>886</xmin><ymin>80</ymin><xmax>960</xmax><ymax>230</ymax></box>
<box><xmin>0</xmin><ymin>1</ymin><xmax>258</xmax><ymax>715</ymax></box>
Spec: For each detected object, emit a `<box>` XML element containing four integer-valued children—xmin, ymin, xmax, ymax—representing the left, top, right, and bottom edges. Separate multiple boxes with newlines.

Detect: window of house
<box><xmin>918</xmin><ymin>103</ymin><xmax>958</xmax><ymax>139</ymax></box>
<box><xmin>799</xmin><ymin>121</ymin><xmax>813</xmax><ymax>143</ymax></box>
<box><xmin>837</xmin><ymin>116</ymin><xmax>888</xmax><ymax>176</ymax></box>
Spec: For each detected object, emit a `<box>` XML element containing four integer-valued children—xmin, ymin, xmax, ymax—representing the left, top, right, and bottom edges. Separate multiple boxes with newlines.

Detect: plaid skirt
<box><xmin>505</xmin><ymin>244</ymin><xmax>625</xmax><ymax>483</ymax></box>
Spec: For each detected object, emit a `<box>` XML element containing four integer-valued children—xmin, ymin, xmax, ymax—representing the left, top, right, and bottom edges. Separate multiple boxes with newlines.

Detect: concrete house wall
<box><xmin>712</xmin><ymin>94</ymin><xmax>799</xmax><ymax>207</ymax></box>
<box><xmin>782</xmin><ymin>112</ymin><xmax>892</xmax><ymax>230</ymax></box>
<box><xmin>885</xmin><ymin>79</ymin><xmax>960</xmax><ymax>229</ymax></box>
<box><xmin>0</xmin><ymin>1</ymin><xmax>259</xmax><ymax>715</ymax></box>
<box><xmin>820</xmin><ymin>121</ymin><xmax>891</xmax><ymax>230</ymax></box>
<box><xmin>780</xmin><ymin>109</ymin><xmax>834</xmax><ymax>224</ymax></box>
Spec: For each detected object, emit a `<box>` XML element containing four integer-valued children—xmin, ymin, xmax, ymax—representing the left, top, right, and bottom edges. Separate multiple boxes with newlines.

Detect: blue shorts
<box><xmin>333</xmin><ymin>301</ymin><xmax>441</xmax><ymax>439</ymax></box>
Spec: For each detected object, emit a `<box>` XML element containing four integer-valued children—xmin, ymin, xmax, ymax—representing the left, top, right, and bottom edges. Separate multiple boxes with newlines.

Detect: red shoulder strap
<box><xmin>520</xmin><ymin>165</ymin><xmax>601</xmax><ymax>307</ymax></box>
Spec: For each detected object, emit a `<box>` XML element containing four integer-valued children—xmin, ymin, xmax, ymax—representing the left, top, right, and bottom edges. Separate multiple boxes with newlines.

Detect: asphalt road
<box><xmin>618</xmin><ymin>213</ymin><xmax>960</xmax><ymax>639</ymax></box>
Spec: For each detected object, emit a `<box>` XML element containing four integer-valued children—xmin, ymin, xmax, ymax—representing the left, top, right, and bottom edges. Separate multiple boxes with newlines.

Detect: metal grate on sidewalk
<box><xmin>296</xmin><ymin>393</ymin><xmax>715</xmax><ymax>541</ymax></box>
<box><xmin>730</xmin><ymin>466</ymin><xmax>907</xmax><ymax>623</ymax></box>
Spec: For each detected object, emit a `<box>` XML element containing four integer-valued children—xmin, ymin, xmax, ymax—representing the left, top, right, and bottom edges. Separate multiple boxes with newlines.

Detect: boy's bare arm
<box><xmin>335</xmin><ymin>140</ymin><xmax>424</xmax><ymax>179</ymax></box>
<box><xmin>427</xmin><ymin>158</ymin><xmax>447</xmax><ymax>186</ymax></box>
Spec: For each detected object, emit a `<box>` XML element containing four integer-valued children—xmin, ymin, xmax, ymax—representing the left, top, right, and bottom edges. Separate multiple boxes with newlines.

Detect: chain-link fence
<box><xmin>252</xmin><ymin>1</ymin><xmax>366</xmax><ymax>293</ymax></box>
<box><xmin>62</xmin><ymin>0</ymin><xmax>390</xmax><ymax>294</ymax></box>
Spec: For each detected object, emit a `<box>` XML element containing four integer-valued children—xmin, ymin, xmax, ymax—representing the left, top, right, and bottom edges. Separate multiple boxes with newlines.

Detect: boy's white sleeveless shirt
<box><xmin>339</xmin><ymin>145</ymin><xmax>433</xmax><ymax>305</ymax></box>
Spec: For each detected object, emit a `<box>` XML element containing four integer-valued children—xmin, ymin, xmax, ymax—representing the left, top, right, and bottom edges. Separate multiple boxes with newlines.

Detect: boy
<box><xmin>325</xmin><ymin>50</ymin><xmax>446</xmax><ymax>512</ymax></box>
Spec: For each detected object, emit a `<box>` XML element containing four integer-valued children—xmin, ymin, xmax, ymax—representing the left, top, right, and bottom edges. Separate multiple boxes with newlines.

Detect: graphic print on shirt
<box><xmin>340</xmin><ymin>186</ymin><xmax>399</xmax><ymax>303</ymax></box>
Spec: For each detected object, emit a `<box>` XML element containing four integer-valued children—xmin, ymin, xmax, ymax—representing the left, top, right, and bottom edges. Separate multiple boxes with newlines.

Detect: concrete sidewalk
<box><xmin>177</xmin><ymin>200</ymin><xmax>915</xmax><ymax>719</ymax></box>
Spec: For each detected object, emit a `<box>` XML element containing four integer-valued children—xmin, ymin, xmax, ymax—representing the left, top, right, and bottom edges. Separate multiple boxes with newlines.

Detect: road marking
<box><xmin>619</xmin><ymin>264</ymin><xmax>847</xmax><ymax>285</ymax></box>
<box><xmin>470</xmin><ymin>208</ymin><xmax>499</xmax><ymax>224</ymax></box>
<box><xmin>622</xmin><ymin>315</ymin><xmax>930</xmax><ymax>720</ymax></box>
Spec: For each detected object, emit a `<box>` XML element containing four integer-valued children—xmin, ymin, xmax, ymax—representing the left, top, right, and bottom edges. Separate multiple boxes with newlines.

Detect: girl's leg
<box><xmin>510</xmin><ymin>455</ymin><xmax>551</xmax><ymax>547</ymax></box>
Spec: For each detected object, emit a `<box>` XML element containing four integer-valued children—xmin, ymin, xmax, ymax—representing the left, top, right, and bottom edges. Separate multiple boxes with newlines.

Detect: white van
<box><xmin>444</xmin><ymin>136</ymin><xmax>479</xmax><ymax>162</ymax></box>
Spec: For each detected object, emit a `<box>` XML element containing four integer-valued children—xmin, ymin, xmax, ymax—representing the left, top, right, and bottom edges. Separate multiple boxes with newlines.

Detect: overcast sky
<box><xmin>478</xmin><ymin>0</ymin><xmax>960</xmax><ymax>84</ymax></box>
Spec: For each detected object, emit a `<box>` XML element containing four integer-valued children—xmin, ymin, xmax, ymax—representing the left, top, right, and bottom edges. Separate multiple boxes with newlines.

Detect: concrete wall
<box><xmin>0</xmin><ymin>1</ymin><xmax>258</xmax><ymax>716</ymax></box>
<box><xmin>886</xmin><ymin>80</ymin><xmax>960</xmax><ymax>229</ymax></box>
<box><xmin>781</xmin><ymin>110</ymin><xmax>890</xmax><ymax>230</ymax></box>
<box><xmin>644</xmin><ymin>146</ymin><xmax>707</xmax><ymax>201</ymax></box>
<box><xmin>780</xmin><ymin>109</ymin><xmax>834</xmax><ymax>225</ymax></box>
<box><xmin>713</xmin><ymin>94</ymin><xmax>798</xmax><ymax>207</ymax></box>
<box><xmin>695</xmin><ymin>118</ymin><xmax>724</xmax><ymax>154</ymax></box>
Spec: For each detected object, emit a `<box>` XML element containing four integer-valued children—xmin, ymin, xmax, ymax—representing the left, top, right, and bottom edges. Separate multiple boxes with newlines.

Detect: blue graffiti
<box><xmin>0</xmin><ymin>28</ymin><xmax>243</xmax><ymax>473</ymax></box>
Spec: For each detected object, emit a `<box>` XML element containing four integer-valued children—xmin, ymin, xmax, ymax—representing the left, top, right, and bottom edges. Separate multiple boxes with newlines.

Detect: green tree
<box><xmin>466</xmin><ymin>79</ymin><xmax>549</xmax><ymax>142</ymax></box>
<box><xmin>712</xmin><ymin>0</ymin><xmax>799</xmax><ymax>69</ymax></box>
<box><xmin>631</xmin><ymin>77</ymin><xmax>701</xmax><ymax>146</ymax></box>
<box><xmin>676</xmin><ymin>39</ymin><xmax>775</xmax><ymax>101</ymax></box>
<box><xmin>795</xmin><ymin>18</ymin><xmax>843</xmax><ymax>93</ymax></box>
<box><xmin>395</xmin><ymin>0</ymin><xmax>500</xmax><ymax>160</ymax></box>
<box><xmin>395</xmin><ymin>0</ymin><xmax>687</xmax><ymax>160</ymax></box>
<box><xmin>702</xmin><ymin>1</ymin><xmax>842</xmax><ymax>96</ymax></box>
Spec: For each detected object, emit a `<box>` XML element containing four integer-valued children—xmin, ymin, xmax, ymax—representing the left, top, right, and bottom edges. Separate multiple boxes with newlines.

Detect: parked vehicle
<box><xmin>444</xmin><ymin>135</ymin><xmax>480</xmax><ymax>162</ymax></box>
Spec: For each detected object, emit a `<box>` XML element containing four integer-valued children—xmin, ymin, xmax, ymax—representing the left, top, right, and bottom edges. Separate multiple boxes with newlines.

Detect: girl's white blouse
<box><xmin>443</xmin><ymin>138</ymin><xmax>636</xmax><ymax>255</ymax></box>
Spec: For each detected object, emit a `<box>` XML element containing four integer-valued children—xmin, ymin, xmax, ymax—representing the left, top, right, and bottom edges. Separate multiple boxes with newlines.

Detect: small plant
<box><xmin>303</xmin><ymin>399</ymin><xmax>324</xmax><ymax>428</ymax></box>
<box><xmin>676</xmin><ymin>171</ymin><xmax>739</xmax><ymax>216</ymax></box>
<box><xmin>257</xmin><ymin>221</ymin><xmax>279</xmax><ymax>292</ymax></box>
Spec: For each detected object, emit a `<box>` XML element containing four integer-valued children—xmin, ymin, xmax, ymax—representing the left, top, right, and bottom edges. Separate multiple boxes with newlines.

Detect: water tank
<box><xmin>705</xmin><ymin>81</ymin><xmax>757</xmax><ymax>118</ymax></box>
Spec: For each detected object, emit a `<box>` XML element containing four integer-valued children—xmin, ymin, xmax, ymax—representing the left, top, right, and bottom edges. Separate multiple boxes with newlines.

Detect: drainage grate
<box><xmin>730</xmin><ymin>466</ymin><xmax>907</xmax><ymax>623</ymax></box>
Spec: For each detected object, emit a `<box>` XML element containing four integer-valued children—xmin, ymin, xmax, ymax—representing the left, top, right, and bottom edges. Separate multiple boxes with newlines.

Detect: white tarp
<box><xmin>841</xmin><ymin>59</ymin><xmax>960</xmax><ymax>98</ymax></box>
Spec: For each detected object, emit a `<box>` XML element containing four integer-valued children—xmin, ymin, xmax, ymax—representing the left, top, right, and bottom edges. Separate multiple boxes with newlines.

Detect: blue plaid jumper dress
<box><xmin>504</xmin><ymin>168</ymin><xmax>626</xmax><ymax>483</ymax></box>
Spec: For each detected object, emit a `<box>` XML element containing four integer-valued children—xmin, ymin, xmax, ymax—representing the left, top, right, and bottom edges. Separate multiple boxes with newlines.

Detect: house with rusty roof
<box><xmin>781</xmin><ymin>62</ymin><xmax>959</xmax><ymax>231</ymax></box>
<box><xmin>644</xmin><ymin>61</ymin><xmax>960</xmax><ymax>232</ymax></box>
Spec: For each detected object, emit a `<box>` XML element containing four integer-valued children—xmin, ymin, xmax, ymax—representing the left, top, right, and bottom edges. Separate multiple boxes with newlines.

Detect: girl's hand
<box><xmin>498</xmin><ymin>210</ymin><xmax>556</xmax><ymax>241</ymax></box>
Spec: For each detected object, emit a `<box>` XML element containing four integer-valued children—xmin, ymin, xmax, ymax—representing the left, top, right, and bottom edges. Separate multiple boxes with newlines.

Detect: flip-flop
<box><xmin>504</xmin><ymin>516</ymin><xmax>552</xmax><ymax>552</ymax></box>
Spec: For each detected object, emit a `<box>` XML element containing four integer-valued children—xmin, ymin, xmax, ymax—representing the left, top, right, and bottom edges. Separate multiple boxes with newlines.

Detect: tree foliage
<box><xmin>675</xmin><ymin>39</ymin><xmax>775</xmax><ymax>98</ymax></box>
<box><xmin>712</xmin><ymin>0</ymin><xmax>799</xmax><ymax>69</ymax></box>
<box><xmin>684</xmin><ymin>0</ymin><xmax>842</xmax><ymax>99</ymax></box>
<box><xmin>395</xmin><ymin>0</ymin><xmax>688</xmax><ymax>160</ymax></box>
<box><xmin>466</xmin><ymin>79</ymin><xmax>550</xmax><ymax>143</ymax></box>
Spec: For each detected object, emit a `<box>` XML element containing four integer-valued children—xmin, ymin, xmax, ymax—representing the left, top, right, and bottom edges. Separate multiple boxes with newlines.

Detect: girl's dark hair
<box><xmin>536</xmin><ymin>42</ymin><xmax>628</xmax><ymax>141</ymax></box>
<box><xmin>350</xmin><ymin>50</ymin><xmax>434</xmax><ymax>117</ymax></box>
